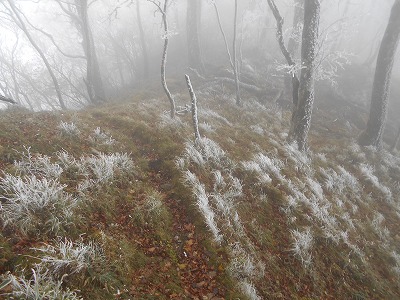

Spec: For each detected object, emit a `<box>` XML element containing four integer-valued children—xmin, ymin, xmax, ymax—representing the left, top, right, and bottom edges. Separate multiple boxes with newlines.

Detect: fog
<box><xmin>0</xmin><ymin>0</ymin><xmax>398</xmax><ymax>121</ymax></box>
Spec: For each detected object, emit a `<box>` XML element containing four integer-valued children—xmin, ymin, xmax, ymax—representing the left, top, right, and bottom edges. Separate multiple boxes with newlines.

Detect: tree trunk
<box><xmin>288</xmin><ymin>0</ymin><xmax>321</xmax><ymax>151</ymax></box>
<box><xmin>155</xmin><ymin>0</ymin><xmax>176</xmax><ymax>118</ymax></box>
<box><xmin>7</xmin><ymin>0</ymin><xmax>66</xmax><ymax>110</ymax></box>
<box><xmin>284</xmin><ymin>0</ymin><xmax>303</xmax><ymax>102</ymax></box>
<box><xmin>213</xmin><ymin>2</ymin><xmax>233</xmax><ymax>68</ymax></box>
<box><xmin>391</xmin><ymin>123</ymin><xmax>400</xmax><ymax>151</ymax></box>
<box><xmin>77</xmin><ymin>0</ymin><xmax>106</xmax><ymax>104</ymax></box>
<box><xmin>137</xmin><ymin>0</ymin><xmax>149</xmax><ymax>80</ymax></box>
<box><xmin>267</xmin><ymin>0</ymin><xmax>300</xmax><ymax>108</ymax></box>
<box><xmin>358</xmin><ymin>0</ymin><xmax>400</xmax><ymax>148</ymax></box>
<box><xmin>186</xmin><ymin>0</ymin><xmax>204</xmax><ymax>73</ymax></box>
<box><xmin>233</xmin><ymin>0</ymin><xmax>241</xmax><ymax>106</ymax></box>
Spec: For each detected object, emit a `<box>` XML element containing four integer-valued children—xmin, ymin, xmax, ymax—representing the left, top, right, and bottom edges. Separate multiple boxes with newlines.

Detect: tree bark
<box><xmin>233</xmin><ymin>0</ymin><xmax>241</xmax><ymax>106</ymax></box>
<box><xmin>186</xmin><ymin>0</ymin><xmax>204</xmax><ymax>73</ymax></box>
<box><xmin>288</xmin><ymin>0</ymin><xmax>321</xmax><ymax>151</ymax></box>
<box><xmin>77</xmin><ymin>0</ymin><xmax>106</xmax><ymax>104</ymax></box>
<box><xmin>285</xmin><ymin>0</ymin><xmax>303</xmax><ymax>102</ymax></box>
<box><xmin>358</xmin><ymin>0</ymin><xmax>400</xmax><ymax>148</ymax></box>
<box><xmin>7</xmin><ymin>0</ymin><xmax>66</xmax><ymax>110</ymax></box>
<box><xmin>149</xmin><ymin>0</ymin><xmax>176</xmax><ymax>118</ymax></box>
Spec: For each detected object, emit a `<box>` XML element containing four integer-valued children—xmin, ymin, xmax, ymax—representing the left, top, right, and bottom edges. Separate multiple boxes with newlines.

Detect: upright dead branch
<box><xmin>185</xmin><ymin>74</ymin><xmax>200</xmax><ymax>142</ymax></box>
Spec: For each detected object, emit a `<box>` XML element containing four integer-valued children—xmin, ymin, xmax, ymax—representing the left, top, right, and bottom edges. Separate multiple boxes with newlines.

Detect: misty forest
<box><xmin>1</xmin><ymin>0</ymin><xmax>400</xmax><ymax>299</ymax></box>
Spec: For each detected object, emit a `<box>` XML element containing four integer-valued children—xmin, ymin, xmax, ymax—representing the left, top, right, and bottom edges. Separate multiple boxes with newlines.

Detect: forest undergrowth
<box><xmin>0</xmin><ymin>78</ymin><xmax>400</xmax><ymax>299</ymax></box>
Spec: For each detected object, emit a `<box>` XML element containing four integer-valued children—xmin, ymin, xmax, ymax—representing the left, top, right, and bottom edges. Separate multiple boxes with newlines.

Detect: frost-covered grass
<box><xmin>184</xmin><ymin>170</ymin><xmax>222</xmax><ymax>242</ymax></box>
<box><xmin>78</xmin><ymin>152</ymin><xmax>133</xmax><ymax>186</ymax></box>
<box><xmin>184</xmin><ymin>137</ymin><xmax>229</xmax><ymax>168</ymax></box>
<box><xmin>180</xmin><ymin>137</ymin><xmax>264</xmax><ymax>299</ymax></box>
<box><xmin>0</xmin><ymin>146</ymin><xmax>134</xmax><ymax>236</ymax></box>
<box><xmin>32</xmin><ymin>238</ymin><xmax>105</xmax><ymax>278</ymax></box>
<box><xmin>89</xmin><ymin>127</ymin><xmax>115</xmax><ymax>145</ymax></box>
<box><xmin>242</xmin><ymin>152</ymin><xmax>284</xmax><ymax>182</ymax></box>
<box><xmin>1</xmin><ymin>266</ymin><xmax>82</xmax><ymax>300</ymax></box>
<box><xmin>290</xmin><ymin>228</ymin><xmax>314</xmax><ymax>268</ymax></box>
<box><xmin>0</xmin><ymin>174</ymin><xmax>77</xmax><ymax>236</ymax></box>
<box><xmin>359</xmin><ymin>163</ymin><xmax>392</xmax><ymax>201</ymax></box>
<box><xmin>14</xmin><ymin>146</ymin><xmax>63</xmax><ymax>179</ymax></box>
<box><xmin>58</xmin><ymin>121</ymin><xmax>81</xmax><ymax>137</ymax></box>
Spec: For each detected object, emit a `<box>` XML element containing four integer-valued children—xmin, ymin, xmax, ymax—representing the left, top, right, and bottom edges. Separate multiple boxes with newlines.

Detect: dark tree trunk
<box><xmin>76</xmin><ymin>0</ymin><xmax>106</xmax><ymax>104</ymax></box>
<box><xmin>358</xmin><ymin>0</ymin><xmax>400</xmax><ymax>148</ymax></box>
<box><xmin>137</xmin><ymin>0</ymin><xmax>149</xmax><ymax>80</ymax></box>
<box><xmin>288</xmin><ymin>0</ymin><xmax>321</xmax><ymax>151</ymax></box>
<box><xmin>186</xmin><ymin>0</ymin><xmax>204</xmax><ymax>73</ymax></box>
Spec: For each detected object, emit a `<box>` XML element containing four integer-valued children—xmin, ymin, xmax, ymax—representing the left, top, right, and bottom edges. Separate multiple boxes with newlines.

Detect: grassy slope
<box><xmin>0</xmin><ymin>79</ymin><xmax>399</xmax><ymax>299</ymax></box>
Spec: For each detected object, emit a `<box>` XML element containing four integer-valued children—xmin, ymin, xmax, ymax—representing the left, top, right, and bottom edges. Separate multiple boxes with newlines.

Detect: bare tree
<box><xmin>267</xmin><ymin>0</ymin><xmax>301</xmax><ymax>108</ymax></box>
<box><xmin>148</xmin><ymin>0</ymin><xmax>176</xmax><ymax>118</ymax></box>
<box><xmin>186</xmin><ymin>0</ymin><xmax>204</xmax><ymax>73</ymax></box>
<box><xmin>3</xmin><ymin>0</ymin><xmax>66</xmax><ymax>110</ymax></box>
<box><xmin>285</xmin><ymin>0</ymin><xmax>303</xmax><ymax>101</ymax></box>
<box><xmin>358</xmin><ymin>0</ymin><xmax>400</xmax><ymax>148</ymax></box>
<box><xmin>288</xmin><ymin>0</ymin><xmax>321</xmax><ymax>151</ymax></box>
<box><xmin>55</xmin><ymin>0</ymin><xmax>106</xmax><ymax>104</ymax></box>
<box><xmin>212</xmin><ymin>0</ymin><xmax>241</xmax><ymax>106</ymax></box>
<box><xmin>232</xmin><ymin>0</ymin><xmax>241</xmax><ymax>106</ymax></box>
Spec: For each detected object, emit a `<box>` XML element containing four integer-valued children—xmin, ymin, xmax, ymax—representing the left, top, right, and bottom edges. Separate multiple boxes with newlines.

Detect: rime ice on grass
<box><xmin>359</xmin><ymin>164</ymin><xmax>392</xmax><ymax>201</ymax></box>
<box><xmin>78</xmin><ymin>152</ymin><xmax>133</xmax><ymax>188</ymax></box>
<box><xmin>242</xmin><ymin>152</ymin><xmax>284</xmax><ymax>184</ymax></box>
<box><xmin>290</xmin><ymin>228</ymin><xmax>314</xmax><ymax>267</ymax></box>
<box><xmin>32</xmin><ymin>238</ymin><xmax>105</xmax><ymax>278</ymax></box>
<box><xmin>184</xmin><ymin>137</ymin><xmax>228</xmax><ymax>168</ymax></box>
<box><xmin>0</xmin><ymin>174</ymin><xmax>77</xmax><ymax>236</ymax></box>
<box><xmin>184</xmin><ymin>170</ymin><xmax>222</xmax><ymax>243</ymax></box>
<box><xmin>57</xmin><ymin>121</ymin><xmax>81</xmax><ymax>137</ymax></box>
<box><xmin>14</xmin><ymin>146</ymin><xmax>63</xmax><ymax>179</ymax></box>
<box><xmin>89</xmin><ymin>127</ymin><xmax>116</xmax><ymax>145</ymax></box>
<box><xmin>1</xmin><ymin>266</ymin><xmax>82</xmax><ymax>300</ymax></box>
